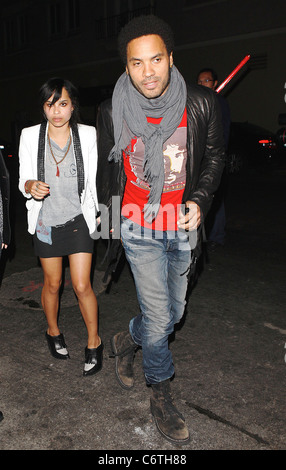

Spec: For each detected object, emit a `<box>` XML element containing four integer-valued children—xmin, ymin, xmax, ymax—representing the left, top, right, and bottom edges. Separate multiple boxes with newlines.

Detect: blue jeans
<box><xmin>121</xmin><ymin>217</ymin><xmax>191</xmax><ymax>384</ymax></box>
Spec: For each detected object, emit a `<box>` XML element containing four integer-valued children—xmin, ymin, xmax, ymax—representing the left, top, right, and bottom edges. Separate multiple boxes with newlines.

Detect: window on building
<box><xmin>3</xmin><ymin>14</ymin><xmax>28</xmax><ymax>52</ymax></box>
<box><xmin>18</xmin><ymin>15</ymin><xmax>28</xmax><ymax>45</ymax></box>
<box><xmin>4</xmin><ymin>18</ymin><xmax>16</xmax><ymax>51</ymax></box>
<box><xmin>49</xmin><ymin>2</ymin><xmax>63</xmax><ymax>37</ymax></box>
<box><xmin>95</xmin><ymin>0</ymin><xmax>155</xmax><ymax>40</ymax></box>
<box><xmin>68</xmin><ymin>0</ymin><xmax>80</xmax><ymax>32</ymax></box>
<box><xmin>48</xmin><ymin>0</ymin><xmax>81</xmax><ymax>38</ymax></box>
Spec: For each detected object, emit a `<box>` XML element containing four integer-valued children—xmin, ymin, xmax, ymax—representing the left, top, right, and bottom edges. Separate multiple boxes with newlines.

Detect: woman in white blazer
<box><xmin>18</xmin><ymin>78</ymin><xmax>103</xmax><ymax>376</ymax></box>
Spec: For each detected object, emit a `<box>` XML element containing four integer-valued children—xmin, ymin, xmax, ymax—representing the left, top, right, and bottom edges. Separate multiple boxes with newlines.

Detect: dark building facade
<box><xmin>0</xmin><ymin>0</ymin><xmax>285</xmax><ymax>145</ymax></box>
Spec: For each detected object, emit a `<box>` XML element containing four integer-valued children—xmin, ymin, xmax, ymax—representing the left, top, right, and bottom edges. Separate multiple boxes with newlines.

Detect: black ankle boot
<box><xmin>83</xmin><ymin>342</ymin><xmax>103</xmax><ymax>376</ymax></box>
<box><xmin>150</xmin><ymin>379</ymin><xmax>190</xmax><ymax>445</ymax></box>
<box><xmin>45</xmin><ymin>332</ymin><xmax>70</xmax><ymax>360</ymax></box>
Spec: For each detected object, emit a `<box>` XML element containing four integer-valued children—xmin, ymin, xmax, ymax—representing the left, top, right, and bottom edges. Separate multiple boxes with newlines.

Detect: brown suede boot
<box><xmin>150</xmin><ymin>379</ymin><xmax>190</xmax><ymax>445</ymax></box>
<box><xmin>110</xmin><ymin>331</ymin><xmax>139</xmax><ymax>390</ymax></box>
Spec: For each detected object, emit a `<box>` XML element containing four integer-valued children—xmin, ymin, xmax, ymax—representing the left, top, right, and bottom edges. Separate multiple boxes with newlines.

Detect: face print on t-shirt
<box><xmin>126</xmin><ymin>125</ymin><xmax>187</xmax><ymax>193</ymax></box>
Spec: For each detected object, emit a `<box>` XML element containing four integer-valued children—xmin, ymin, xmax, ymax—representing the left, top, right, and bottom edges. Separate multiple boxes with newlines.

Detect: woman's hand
<box><xmin>25</xmin><ymin>180</ymin><xmax>50</xmax><ymax>200</ymax></box>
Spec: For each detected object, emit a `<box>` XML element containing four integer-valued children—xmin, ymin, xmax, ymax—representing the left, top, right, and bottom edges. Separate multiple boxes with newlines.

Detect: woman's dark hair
<box><xmin>118</xmin><ymin>15</ymin><xmax>174</xmax><ymax>65</ymax></box>
<box><xmin>39</xmin><ymin>77</ymin><xmax>80</xmax><ymax>125</ymax></box>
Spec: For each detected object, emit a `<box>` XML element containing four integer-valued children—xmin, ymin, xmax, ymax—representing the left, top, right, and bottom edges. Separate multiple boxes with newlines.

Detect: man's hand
<box><xmin>177</xmin><ymin>201</ymin><xmax>201</xmax><ymax>231</ymax></box>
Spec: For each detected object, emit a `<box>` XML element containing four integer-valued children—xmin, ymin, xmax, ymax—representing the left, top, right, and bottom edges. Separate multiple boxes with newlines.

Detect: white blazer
<box><xmin>19</xmin><ymin>123</ymin><xmax>99</xmax><ymax>236</ymax></box>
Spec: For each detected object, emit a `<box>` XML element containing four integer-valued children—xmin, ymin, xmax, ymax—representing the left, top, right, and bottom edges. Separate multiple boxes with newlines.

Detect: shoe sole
<box><xmin>150</xmin><ymin>402</ymin><xmax>190</xmax><ymax>446</ymax></box>
<box><xmin>110</xmin><ymin>336</ymin><xmax>134</xmax><ymax>390</ymax></box>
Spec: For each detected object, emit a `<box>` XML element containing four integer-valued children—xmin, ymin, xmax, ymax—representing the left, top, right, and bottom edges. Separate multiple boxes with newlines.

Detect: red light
<box><xmin>259</xmin><ymin>139</ymin><xmax>277</xmax><ymax>149</ymax></box>
<box><xmin>8</xmin><ymin>154</ymin><xmax>13</xmax><ymax>158</ymax></box>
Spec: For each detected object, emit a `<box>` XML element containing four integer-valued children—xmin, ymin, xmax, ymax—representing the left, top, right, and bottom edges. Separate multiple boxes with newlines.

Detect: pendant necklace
<box><xmin>48</xmin><ymin>133</ymin><xmax>72</xmax><ymax>177</ymax></box>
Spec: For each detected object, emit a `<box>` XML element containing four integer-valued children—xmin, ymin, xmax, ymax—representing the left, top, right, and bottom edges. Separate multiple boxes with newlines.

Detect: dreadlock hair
<box><xmin>118</xmin><ymin>15</ymin><xmax>174</xmax><ymax>65</ymax></box>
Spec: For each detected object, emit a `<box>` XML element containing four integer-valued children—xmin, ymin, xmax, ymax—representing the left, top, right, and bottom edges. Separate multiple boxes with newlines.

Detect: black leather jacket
<box><xmin>96</xmin><ymin>83</ymin><xmax>225</xmax><ymax>276</ymax></box>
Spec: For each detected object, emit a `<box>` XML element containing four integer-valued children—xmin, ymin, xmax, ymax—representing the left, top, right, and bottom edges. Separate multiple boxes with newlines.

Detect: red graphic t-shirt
<box><xmin>122</xmin><ymin>108</ymin><xmax>187</xmax><ymax>231</ymax></box>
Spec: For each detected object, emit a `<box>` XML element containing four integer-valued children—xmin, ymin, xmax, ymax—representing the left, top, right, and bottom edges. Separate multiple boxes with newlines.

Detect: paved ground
<box><xmin>0</xmin><ymin>160</ymin><xmax>285</xmax><ymax>453</ymax></box>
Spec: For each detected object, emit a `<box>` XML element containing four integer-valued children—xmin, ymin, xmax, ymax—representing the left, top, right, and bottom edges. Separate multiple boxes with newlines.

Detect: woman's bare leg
<box><xmin>40</xmin><ymin>257</ymin><xmax>63</xmax><ymax>336</ymax></box>
<box><xmin>69</xmin><ymin>252</ymin><xmax>100</xmax><ymax>349</ymax></box>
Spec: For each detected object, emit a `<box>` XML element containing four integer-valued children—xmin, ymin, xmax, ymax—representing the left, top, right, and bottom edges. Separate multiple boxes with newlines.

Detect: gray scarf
<box><xmin>108</xmin><ymin>65</ymin><xmax>187</xmax><ymax>222</ymax></box>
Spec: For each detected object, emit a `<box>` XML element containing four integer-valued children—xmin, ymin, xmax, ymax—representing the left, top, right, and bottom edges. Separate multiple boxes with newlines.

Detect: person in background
<box><xmin>97</xmin><ymin>15</ymin><xmax>225</xmax><ymax>444</ymax></box>
<box><xmin>197</xmin><ymin>67</ymin><xmax>231</xmax><ymax>249</ymax></box>
<box><xmin>0</xmin><ymin>148</ymin><xmax>11</xmax><ymax>423</ymax></box>
<box><xmin>18</xmin><ymin>78</ymin><xmax>102</xmax><ymax>376</ymax></box>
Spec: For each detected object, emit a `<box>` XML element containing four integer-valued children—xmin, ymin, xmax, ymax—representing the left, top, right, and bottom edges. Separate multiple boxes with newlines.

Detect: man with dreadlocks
<box><xmin>96</xmin><ymin>15</ymin><xmax>225</xmax><ymax>445</ymax></box>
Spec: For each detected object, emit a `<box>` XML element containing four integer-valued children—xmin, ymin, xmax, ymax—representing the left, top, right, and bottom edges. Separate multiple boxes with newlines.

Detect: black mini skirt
<box><xmin>33</xmin><ymin>213</ymin><xmax>94</xmax><ymax>258</ymax></box>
